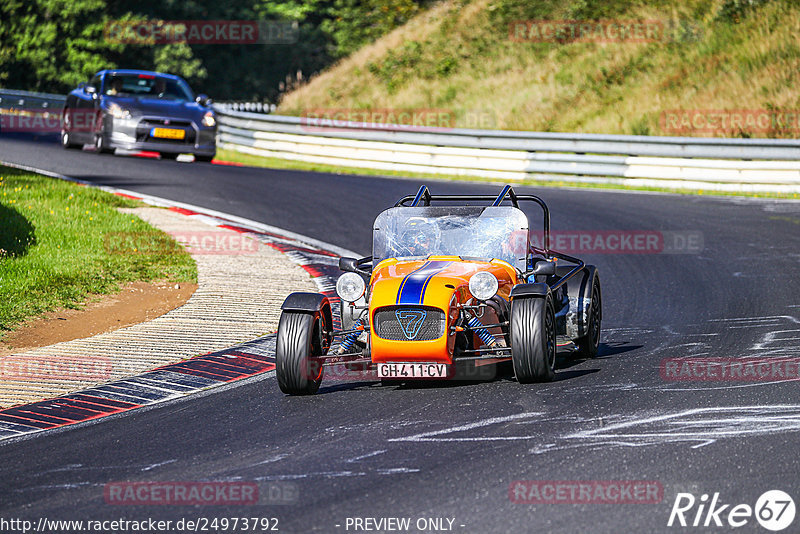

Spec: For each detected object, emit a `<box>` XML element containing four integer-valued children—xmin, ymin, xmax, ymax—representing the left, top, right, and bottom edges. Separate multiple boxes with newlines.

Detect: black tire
<box><xmin>160</xmin><ymin>152</ymin><xmax>180</xmax><ymax>160</ymax></box>
<box><xmin>276</xmin><ymin>311</ymin><xmax>325</xmax><ymax>395</ymax></box>
<box><xmin>61</xmin><ymin>129</ymin><xmax>80</xmax><ymax>149</ymax></box>
<box><xmin>194</xmin><ymin>154</ymin><xmax>214</xmax><ymax>162</ymax></box>
<box><xmin>510</xmin><ymin>295</ymin><xmax>556</xmax><ymax>383</ymax></box>
<box><xmin>576</xmin><ymin>276</ymin><xmax>602</xmax><ymax>358</ymax></box>
<box><xmin>60</xmin><ymin>110</ymin><xmax>81</xmax><ymax>149</ymax></box>
<box><xmin>94</xmin><ymin>130</ymin><xmax>113</xmax><ymax>154</ymax></box>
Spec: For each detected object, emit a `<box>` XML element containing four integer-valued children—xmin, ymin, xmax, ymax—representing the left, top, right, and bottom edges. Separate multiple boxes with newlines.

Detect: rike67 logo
<box><xmin>668</xmin><ymin>490</ymin><xmax>795</xmax><ymax>531</ymax></box>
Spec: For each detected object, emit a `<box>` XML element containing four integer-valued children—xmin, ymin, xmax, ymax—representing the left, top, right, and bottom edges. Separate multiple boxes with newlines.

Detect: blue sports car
<box><xmin>61</xmin><ymin>69</ymin><xmax>216</xmax><ymax>161</ymax></box>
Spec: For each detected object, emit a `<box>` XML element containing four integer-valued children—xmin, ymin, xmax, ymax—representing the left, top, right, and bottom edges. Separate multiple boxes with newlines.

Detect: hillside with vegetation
<box><xmin>0</xmin><ymin>0</ymin><xmax>434</xmax><ymax>101</ymax></box>
<box><xmin>278</xmin><ymin>0</ymin><xmax>800</xmax><ymax>137</ymax></box>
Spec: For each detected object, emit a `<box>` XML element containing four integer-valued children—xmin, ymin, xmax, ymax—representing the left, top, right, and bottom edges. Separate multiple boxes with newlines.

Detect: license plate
<box><xmin>377</xmin><ymin>363</ymin><xmax>448</xmax><ymax>379</ymax></box>
<box><xmin>150</xmin><ymin>127</ymin><xmax>185</xmax><ymax>140</ymax></box>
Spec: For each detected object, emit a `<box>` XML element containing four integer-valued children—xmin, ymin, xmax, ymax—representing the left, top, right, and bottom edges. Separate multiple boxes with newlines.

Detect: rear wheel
<box><xmin>510</xmin><ymin>296</ymin><xmax>556</xmax><ymax>383</ymax></box>
<box><xmin>194</xmin><ymin>154</ymin><xmax>214</xmax><ymax>163</ymax></box>
<box><xmin>575</xmin><ymin>277</ymin><xmax>602</xmax><ymax>358</ymax></box>
<box><xmin>160</xmin><ymin>152</ymin><xmax>180</xmax><ymax>160</ymax></box>
<box><xmin>276</xmin><ymin>312</ymin><xmax>325</xmax><ymax>395</ymax></box>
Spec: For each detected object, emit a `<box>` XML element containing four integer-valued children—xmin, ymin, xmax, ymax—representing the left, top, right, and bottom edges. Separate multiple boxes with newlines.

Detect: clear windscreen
<box><xmin>104</xmin><ymin>75</ymin><xmax>193</xmax><ymax>101</ymax></box>
<box><xmin>372</xmin><ymin>206</ymin><xmax>529</xmax><ymax>271</ymax></box>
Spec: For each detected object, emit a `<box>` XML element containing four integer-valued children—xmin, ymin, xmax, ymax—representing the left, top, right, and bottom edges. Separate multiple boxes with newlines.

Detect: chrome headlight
<box><xmin>336</xmin><ymin>272</ymin><xmax>366</xmax><ymax>303</ymax></box>
<box><xmin>106</xmin><ymin>102</ymin><xmax>130</xmax><ymax>119</ymax></box>
<box><xmin>201</xmin><ymin>111</ymin><xmax>216</xmax><ymax>127</ymax></box>
<box><xmin>469</xmin><ymin>272</ymin><xmax>498</xmax><ymax>301</ymax></box>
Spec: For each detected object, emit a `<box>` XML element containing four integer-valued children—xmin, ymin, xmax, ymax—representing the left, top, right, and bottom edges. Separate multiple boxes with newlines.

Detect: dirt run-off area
<box><xmin>1</xmin><ymin>281</ymin><xmax>197</xmax><ymax>356</ymax></box>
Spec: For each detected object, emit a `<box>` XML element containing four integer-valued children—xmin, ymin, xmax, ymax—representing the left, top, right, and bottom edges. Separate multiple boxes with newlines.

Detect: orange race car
<box><xmin>275</xmin><ymin>185</ymin><xmax>602</xmax><ymax>395</ymax></box>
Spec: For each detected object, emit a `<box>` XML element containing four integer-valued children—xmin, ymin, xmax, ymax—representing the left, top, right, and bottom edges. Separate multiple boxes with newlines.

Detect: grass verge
<box><xmin>278</xmin><ymin>0</ymin><xmax>800</xmax><ymax>139</ymax></box>
<box><xmin>0</xmin><ymin>166</ymin><xmax>197</xmax><ymax>338</ymax></box>
<box><xmin>215</xmin><ymin>147</ymin><xmax>800</xmax><ymax>200</ymax></box>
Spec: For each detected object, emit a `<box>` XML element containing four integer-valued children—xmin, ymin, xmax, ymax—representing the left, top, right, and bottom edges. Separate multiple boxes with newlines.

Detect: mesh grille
<box><xmin>374</xmin><ymin>307</ymin><xmax>446</xmax><ymax>341</ymax></box>
<box><xmin>139</xmin><ymin>118</ymin><xmax>193</xmax><ymax>127</ymax></box>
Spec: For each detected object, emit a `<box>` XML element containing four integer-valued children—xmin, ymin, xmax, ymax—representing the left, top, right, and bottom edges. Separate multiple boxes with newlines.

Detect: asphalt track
<box><xmin>1</xmin><ymin>136</ymin><xmax>800</xmax><ymax>533</ymax></box>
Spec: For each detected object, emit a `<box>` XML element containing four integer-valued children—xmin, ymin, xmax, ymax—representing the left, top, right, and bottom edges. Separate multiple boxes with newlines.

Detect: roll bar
<box><xmin>395</xmin><ymin>184</ymin><xmax>551</xmax><ymax>252</ymax></box>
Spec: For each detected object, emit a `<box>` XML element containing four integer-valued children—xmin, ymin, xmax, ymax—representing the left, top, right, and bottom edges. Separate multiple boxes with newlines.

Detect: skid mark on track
<box><xmin>387</xmin><ymin>406</ymin><xmax>800</xmax><ymax>452</ymax></box>
<box><xmin>255</xmin><ymin>471</ymin><xmax>366</xmax><ymax>481</ymax></box>
<box><xmin>560</xmin><ymin>405</ymin><xmax>800</xmax><ymax>450</ymax></box>
<box><xmin>141</xmin><ymin>459</ymin><xmax>177</xmax><ymax>472</ymax></box>
<box><xmin>377</xmin><ymin>467</ymin><xmax>420</xmax><ymax>475</ymax></box>
<box><xmin>346</xmin><ymin>450</ymin><xmax>388</xmax><ymax>463</ymax></box>
<box><xmin>750</xmin><ymin>329</ymin><xmax>800</xmax><ymax>352</ymax></box>
<box><xmin>647</xmin><ymin>312</ymin><xmax>800</xmax><ymax>392</ymax></box>
<box><xmin>600</xmin><ymin>327</ymin><xmax>655</xmax><ymax>336</ymax></box>
<box><xmin>253</xmin><ymin>465</ymin><xmax>421</xmax><ymax>481</ymax></box>
<box><xmin>660</xmin><ymin>380</ymin><xmax>798</xmax><ymax>391</ymax></box>
<box><xmin>253</xmin><ymin>453</ymin><xmax>290</xmax><ymax>466</ymax></box>
<box><xmin>388</xmin><ymin>412</ymin><xmax>544</xmax><ymax>442</ymax></box>
<box><xmin>560</xmin><ymin>382</ymin><xmax>641</xmax><ymax>393</ymax></box>
<box><xmin>709</xmin><ymin>317</ymin><xmax>798</xmax><ymax>331</ymax></box>
<box><xmin>13</xmin><ymin>482</ymin><xmax>98</xmax><ymax>493</ymax></box>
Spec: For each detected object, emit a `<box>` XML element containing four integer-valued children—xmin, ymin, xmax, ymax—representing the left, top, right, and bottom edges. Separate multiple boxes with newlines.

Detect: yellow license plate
<box><xmin>151</xmin><ymin>127</ymin><xmax>185</xmax><ymax>140</ymax></box>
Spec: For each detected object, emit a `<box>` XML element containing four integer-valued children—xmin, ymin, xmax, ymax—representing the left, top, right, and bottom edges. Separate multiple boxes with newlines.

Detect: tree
<box><xmin>0</xmin><ymin>0</ymin><xmax>120</xmax><ymax>91</ymax></box>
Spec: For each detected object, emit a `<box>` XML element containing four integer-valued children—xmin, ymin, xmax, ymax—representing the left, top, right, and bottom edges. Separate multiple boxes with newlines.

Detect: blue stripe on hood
<box><xmin>396</xmin><ymin>261</ymin><xmax>452</xmax><ymax>305</ymax></box>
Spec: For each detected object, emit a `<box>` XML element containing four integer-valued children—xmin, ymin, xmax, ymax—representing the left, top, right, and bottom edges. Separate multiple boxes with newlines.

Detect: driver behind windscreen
<box><xmin>398</xmin><ymin>217</ymin><xmax>439</xmax><ymax>257</ymax></box>
<box><xmin>107</xmin><ymin>77</ymin><xmax>123</xmax><ymax>96</ymax></box>
<box><xmin>152</xmin><ymin>78</ymin><xmax>167</xmax><ymax>97</ymax></box>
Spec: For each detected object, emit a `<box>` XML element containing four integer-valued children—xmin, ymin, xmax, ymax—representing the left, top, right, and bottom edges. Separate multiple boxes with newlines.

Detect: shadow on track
<box><xmin>314</xmin><ymin>344</ymin><xmax>641</xmax><ymax>394</ymax></box>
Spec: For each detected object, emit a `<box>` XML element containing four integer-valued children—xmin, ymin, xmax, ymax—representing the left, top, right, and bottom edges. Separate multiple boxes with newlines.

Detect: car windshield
<box><xmin>103</xmin><ymin>74</ymin><xmax>193</xmax><ymax>101</ymax></box>
<box><xmin>372</xmin><ymin>206</ymin><xmax>529</xmax><ymax>271</ymax></box>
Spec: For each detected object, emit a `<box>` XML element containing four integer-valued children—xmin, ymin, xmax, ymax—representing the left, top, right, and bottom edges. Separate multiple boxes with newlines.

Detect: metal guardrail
<box><xmin>214</xmin><ymin>108</ymin><xmax>800</xmax><ymax>160</ymax></box>
<box><xmin>215</xmin><ymin>102</ymin><xmax>276</xmax><ymax>113</ymax></box>
<box><xmin>2</xmin><ymin>89</ymin><xmax>799</xmax><ymax>192</ymax></box>
<box><xmin>214</xmin><ymin>107</ymin><xmax>800</xmax><ymax>193</ymax></box>
<box><xmin>0</xmin><ymin>89</ymin><xmax>66</xmax><ymax>110</ymax></box>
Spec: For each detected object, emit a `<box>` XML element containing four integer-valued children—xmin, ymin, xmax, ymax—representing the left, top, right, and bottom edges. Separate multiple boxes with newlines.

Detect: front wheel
<box><xmin>61</xmin><ymin>129</ymin><xmax>80</xmax><ymax>150</ymax></box>
<box><xmin>94</xmin><ymin>130</ymin><xmax>113</xmax><ymax>154</ymax></box>
<box><xmin>194</xmin><ymin>154</ymin><xmax>214</xmax><ymax>163</ymax></box>
<box><xmin>510</xmin><ymin>296</ymin><xmax>556</xmax><ymax>383</ymax></box>
<box><xmin>276</xmin><ymin>311</ymin><xmax>326</xmax><ymax>395</ymax></box>
<box><xmin>61</xmin><ymin>109</ymin><xmax>81</xmax><ymax>149</ymax></box>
